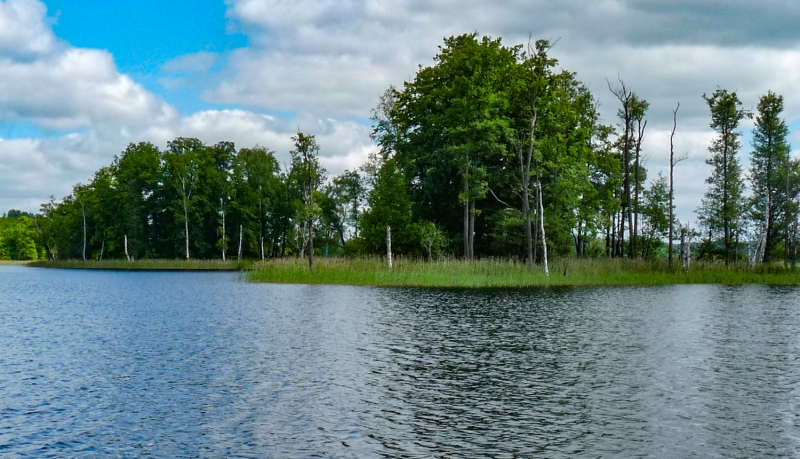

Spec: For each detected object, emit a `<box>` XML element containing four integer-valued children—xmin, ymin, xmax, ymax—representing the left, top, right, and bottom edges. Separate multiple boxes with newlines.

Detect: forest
<box><xmin>2</xmin><ymin>33</ymin><xmax>799</xmax><ymax>268</ymax></box>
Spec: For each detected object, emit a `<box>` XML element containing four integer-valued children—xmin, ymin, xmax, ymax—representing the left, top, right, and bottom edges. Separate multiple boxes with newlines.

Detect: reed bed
<box><xmin>246</xmin><ymin>257</ymin><xmax>800</xmax><ymax>287</ymax></box>
<box><xmin>27</xmin><ymin>259</ymin><xmax>256</xmax><ymax>271</ymax></box>
<box><xmin>25</xmin><ymin>256</ymin><xmax>800</xmax><ymax>286</ymax></box>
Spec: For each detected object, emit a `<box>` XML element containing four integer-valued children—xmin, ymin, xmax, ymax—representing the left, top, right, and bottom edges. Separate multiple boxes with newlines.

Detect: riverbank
<box><xmin>246</xmin><ymin>257</ymin><xmax>800</xmax><ymax>287</ymax></box>
<box><xmin>27</xmin><ymin>259</ymin><xmax>255</xmax><ymax>271</ymax></box>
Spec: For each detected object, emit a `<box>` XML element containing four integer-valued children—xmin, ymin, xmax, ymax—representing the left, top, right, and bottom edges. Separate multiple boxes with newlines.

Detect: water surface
<box><xmin>1</xmin><ymin>265</ymin><xmax>799</xmax><ymax>457</ymax></box>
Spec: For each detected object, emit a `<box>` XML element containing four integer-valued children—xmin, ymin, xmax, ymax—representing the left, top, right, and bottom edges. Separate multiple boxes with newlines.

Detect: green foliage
<box><xmin>359</xmin><ymin>159</ymin><xmax>415</xmax><ymax>254</ymax></box>
<box><xmin>17</xmin><ymin>33</ymin><xmax>798</xmax><ymax>273</ymax></box>
<box><xmin>697</xmin><ymin>89</ymin><xmax>751</xmax><ymax>265</ymax></box>
<box><xmin>640</xmin><ymin>173</ymin><xmax>671</xmax><ymax>259</ymax></box>
<box><xmin>748</xmin><ymin>91</ymin><xmax>796</xmax><ymax>262</ymax></box>
<box><xmin>0</xmin><ymin>215</ymin><xmax>39</xmax><ymax>260</ymax></box>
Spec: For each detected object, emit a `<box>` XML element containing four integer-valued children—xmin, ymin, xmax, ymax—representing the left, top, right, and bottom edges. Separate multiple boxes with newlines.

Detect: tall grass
<box><xmin>246</xmin><ymin>256</ymin><xmax>800</xmax><ymax>287</ymax></box>
<box><xmin>25</xmin><ymin>256</ymin><xmax>800</xmax><ymax>286</ymax></box>
<box><xmin>27</xmin><ymin>259</ymin><xmax>255</xmax><ymax>271</ymax></box>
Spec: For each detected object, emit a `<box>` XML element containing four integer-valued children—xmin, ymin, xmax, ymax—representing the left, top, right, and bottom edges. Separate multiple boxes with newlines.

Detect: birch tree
<box><xmin>164</xmin><ymin>138</ymin><xmax>204</xmax><ymax>260</ymax></box>
<box><xmin>289</xmin><ymin>133</ymin><xmax>325</xmax><ymax>269</ymax></box>
<box><xmin>749</xmin><ymin>91</ymin><xmax>790</xmax><ymax>263</ymax></box>
<box><xmin>697</xmin><ymin>89</ymin><xmax>750</xmax><ymax>265</ymax></box>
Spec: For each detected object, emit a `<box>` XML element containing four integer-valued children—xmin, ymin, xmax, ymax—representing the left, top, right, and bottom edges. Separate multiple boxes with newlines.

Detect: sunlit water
<box><xmin>1</xmin><ymin>265</ymin><xmax>800</xmax><ymax>457</ymax></box>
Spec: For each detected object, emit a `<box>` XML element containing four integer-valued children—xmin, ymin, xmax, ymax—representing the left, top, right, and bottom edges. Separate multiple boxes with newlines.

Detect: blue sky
<box><xmin>43</xmin><ymin>0</ymin><xmax>247</xmax><ymax>113</ymax></box>
<box><xmin>2</xmin><ymin>0</ymin><xmax>800</xmax><ymax>225</ymax></box>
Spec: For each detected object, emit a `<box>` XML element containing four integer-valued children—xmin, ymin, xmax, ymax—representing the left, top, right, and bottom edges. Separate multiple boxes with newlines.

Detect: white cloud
<box><xmin>0</xmin><ymin>0</ymin><xmax>56</xmax><ymax>58</ymax></box>
<box><xmin>4</xmin><ymin>0</ymin><xmax>800</xmax><ymax>228</ymax></box>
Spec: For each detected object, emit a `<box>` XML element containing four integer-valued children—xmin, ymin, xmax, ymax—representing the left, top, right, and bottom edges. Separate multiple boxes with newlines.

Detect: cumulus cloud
<box><xmin>3</xmin><ymin>0</ymin><xmax>800</xmax><ymax>226</ymax></box>
<box><xmin>0</xmin><ymin>0</ymin><xmax>376</xmax><ymax>213</ymax></box>
<box><xmin>0</xmin><ymin>0</ymin><xmax>56</xmax><ymax>57</ymax></box>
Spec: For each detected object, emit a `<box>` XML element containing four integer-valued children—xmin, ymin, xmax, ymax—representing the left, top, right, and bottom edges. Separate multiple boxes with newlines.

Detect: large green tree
<box><xmin>393</xmin><ymin>33</ymin><xmax>518</xmax><ymax>260</ymax></box>
<box><xmin>697</xmin><ymin>89</ymin><xmax>750</xmax><ymax>265</ymax></box>
<box><xmin>749</xmin><ymin>91</ymin><xmax>790</xmax><ymax>263</ymax></box>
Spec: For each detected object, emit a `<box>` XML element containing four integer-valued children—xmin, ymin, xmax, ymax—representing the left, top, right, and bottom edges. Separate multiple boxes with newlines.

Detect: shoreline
<box><xmin>21</xmin><ymin>258</ymin><xmax>800</xmax><ymax>287</ymax></box>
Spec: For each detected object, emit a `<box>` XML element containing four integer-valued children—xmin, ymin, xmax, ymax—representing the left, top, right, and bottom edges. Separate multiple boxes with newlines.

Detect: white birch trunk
<box><xmin>238</xmin><ymin>225</ymin><xmax>243</xmax><ymax>262</ymax></box>
<box><xmin>184</xmin><ymin>206</ymin><xmax>190</xmax><ymax>260</ymax></box>
<box><xmin>680</xmin><ymin>230</ymin><xmax>689</xmax><ymax>273</ymax></box>
<box><xmin>81</xmin><ymin>202</ymin><xmax>86</xmax><ymax>261</ymax></box>
<box><xmin>124</xmin><ymin>234</ymin><xmax>130</xmax><ymax>262</ymax></box>
<box><xmin>386</xmin><ymin>226</ymin><xmax>393</xmax><ymax>269</ymax></box>
<box><xmin>221</xmin><ymin>198</ymin><xmax>226</xmax><ymax>261</ymax></box>
<box><xmin>537</xmin><ymin>182</ymin><xmax>549</xmax><ymax>277</ymax></box>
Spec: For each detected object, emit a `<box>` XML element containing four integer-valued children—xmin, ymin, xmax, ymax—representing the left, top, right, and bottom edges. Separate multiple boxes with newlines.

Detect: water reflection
<box><xmin>1</xmin><ymin>266</ymin><xmax>799</xmax><ymax>457</ymax></box>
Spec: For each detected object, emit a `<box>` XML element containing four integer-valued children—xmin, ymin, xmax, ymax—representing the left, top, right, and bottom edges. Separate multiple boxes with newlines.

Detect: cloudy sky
<box><xmin>1</xmin><ymin>0</ymin><xmax>799</xmax><ymax>225</ymax></box>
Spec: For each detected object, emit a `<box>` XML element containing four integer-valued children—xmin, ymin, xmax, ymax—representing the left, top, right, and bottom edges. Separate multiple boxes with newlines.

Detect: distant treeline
<box><xmin>5</xmin><ymin>33</ymin><xmax>800</xmax><ymax>266</ymax></box>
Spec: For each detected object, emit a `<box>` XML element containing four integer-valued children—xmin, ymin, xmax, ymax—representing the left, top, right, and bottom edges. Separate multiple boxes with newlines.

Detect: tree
<box><xmin>640</xmin><ymin>173</ymin><xmax>670</xmax><ymax>259</ymax></box>
<box><xmin>416</xmin><ymin>221</ymin><xmax>446</xmax><ymax>260</ymax></box>
<box><xmin>668</xmin><ymin>103</ymin><xmax>687</xmax><ymax>269</ymax></box>
<box><xmin>232</xmin><ymin>146</ymin><xmax>280</xmax><ymax>259</ymax></box>
<box><xmin>749</xmin><ymin>91</ymin><xmax>790</xmax><ymax>263</ymax></box>
<box><xmin>360</xmin><ymin>159</ymin><xmax>415</xmax><ymax>255</ymax></box>
<box><xmin>163</xmin><ymin>138</ymin><xmax>204</xmax><ymax>259</ymax></box>
<box><xmin>697</xmin><ymin>89</ymin><xmax>750</xmax><ymax>265</ymax></box>
<box><xmin>514</xmin><ymin>39</ymin><xmax>556</xmax><ymax>268</ymax></box>
<box><xmin>114</xmin><ymin>142</ymin><xmax>162</xmax><ymax>260</ymax></box>
<box><xmin>608</xmin><ymin>80</ymin><xmax>648</xmax><ymax>258</ymax></box>
<box><xmin>393</xmin><ymin>33</ymin><xmax>519</xmax><ymax>260</ymax></box>
<box><xmin>289</xmin><ymin>133</ymin><xmax>325</xmax><ymax>269</ymax></box>
<box><xmin>0</xmin><ymin>215</ymin><xmax>39</xmax><ymax>260</ymax></box>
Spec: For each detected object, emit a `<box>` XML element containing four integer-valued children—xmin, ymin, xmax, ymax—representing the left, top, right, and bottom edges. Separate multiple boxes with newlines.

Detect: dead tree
<box><xmin>668</xmin><ymin>103</ymin><xmax>687</xmax><ymax>270</ymax></box>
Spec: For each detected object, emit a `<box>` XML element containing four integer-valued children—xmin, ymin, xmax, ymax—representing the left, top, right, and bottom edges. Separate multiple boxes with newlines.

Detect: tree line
<box><xmin>3</xmin><ymin>33</ymin><xmax>799</xmax><ymax>267</ymax></box>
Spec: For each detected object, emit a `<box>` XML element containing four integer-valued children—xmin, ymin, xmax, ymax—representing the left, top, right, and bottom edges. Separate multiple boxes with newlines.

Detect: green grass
<box><xmin>27</xmin><ymin>259</ymin><xmax>256</xmax><ymax>271</ymax></box>
<box><xmin>246</xmin><ymin>257</ymin><xmax>800</xmax><ymax>287</ymax></box>
<box><xmin>23</xmin><ymin>256</ymin><xmax>800</xmax><ymax>286</ymax></box>
<box><xmin>0</xmin><ymin>260</ymin><xmax>32</xmax><ymax>265</ymax></box>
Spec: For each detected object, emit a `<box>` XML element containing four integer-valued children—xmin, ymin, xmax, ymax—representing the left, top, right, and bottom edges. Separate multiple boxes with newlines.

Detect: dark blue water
<box><xmin>1</xmin><ymin>265</ymin><xmax>800</xmax><ymax>457</ymax></box>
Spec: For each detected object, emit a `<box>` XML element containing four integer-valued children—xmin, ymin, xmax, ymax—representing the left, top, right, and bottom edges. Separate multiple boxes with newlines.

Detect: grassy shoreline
<box><xmin>26</xmin><ymin>259</ymin><xmax>256</xmax><ymax>271</ymax></box>
<box><xmin>21</xmin><ymin>257</ymin><xmax>800</xmax><ymax>287</ymax></box>
<box><xmin>246</xmin><ymin>257</ymin><xmax>800</xmax><ymax>287</ymax></box>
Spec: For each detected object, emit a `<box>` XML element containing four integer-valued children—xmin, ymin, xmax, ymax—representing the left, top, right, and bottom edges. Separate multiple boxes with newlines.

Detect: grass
<box><xmin>22</xmin><ymin>256</ymin><xmax>800</xmax><ymax>287</ymax></box>
<box><xmin>26</xmin><ymin>259</ymin><xmax>256</xmax><ymax>271</ymax></box>
<box><xmin>245</xmin><ymin>256</ymin><xmax>800</xmax><ymax>288</ymax></box>
<box><xmin>0</xmin><ymin>260</ymin><xmax>31</xmax><ymax>265</ymax></box>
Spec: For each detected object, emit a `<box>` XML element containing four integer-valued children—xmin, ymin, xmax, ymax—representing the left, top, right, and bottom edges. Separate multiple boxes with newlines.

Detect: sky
<box><xmin>1</xmin><ymin>0</ymin><xmax>800</xmax><ymax>226</ymax></box>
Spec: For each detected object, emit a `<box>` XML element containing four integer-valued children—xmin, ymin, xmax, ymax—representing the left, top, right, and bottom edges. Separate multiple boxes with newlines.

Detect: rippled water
<box><xmin>2</xmin><ymin>266</ymin><xmax>800</xmax><ymax>457</ymax></box>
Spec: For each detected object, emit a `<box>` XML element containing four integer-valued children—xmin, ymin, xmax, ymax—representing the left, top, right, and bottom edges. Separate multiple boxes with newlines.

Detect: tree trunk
<box><xmin>308</xmin><ymin>218</ymin><xmax>314</xmax><ymax>270</ymax></box>
<box><xmin>532</xmin><ymin>205</ymin><xmax>539</xmax><ymax>264</ymax></box>
<box><xmin>669</xmin><ymin>105</ymin><xmax>677</xmax><ymax>270</ymax></box>
<box><xmin>538</xmin><ymin>181</ymin><xmax>549</xmax><ymax>276</ymax></box>
<box><xmin>221</xmin><ymin>199</ymin><xmax>226</xmax><ymax>261</ymax></box>
<box><xmin>124</xmin><ymin>234</ymin><xmax>130</xmax><ymax>262</ymax></box>
<box><xmin>469</xmin><ymin>199</ymin><xmax>476</xmax><ymax>260</ymax></box>
<box><xmin>81</xmin><ymin>202</ymin><xmax>87</xmax><ymax>261</ymax></box>
<box><xmin>386</xmin><ymin>226</ymin><xmax>393</xmax><ymax>269</ymax></box>
<box><xmin>463</xmin><ymin>180</ymin><xmax>470</xmax><ymax>260</ymax></box>
<box><xmin>723</xmin><ymin>129</ymin><xmax>730</xmax><ymax>266</ymax></box>
<box><xmin>238</xmin><ymin>225</ymin><xmax>243</xmax><ymax>262</ymax></box>
<box><xmin>184</xmin><ymin>203</ymin><xmax>190</xmax><ymax>260</ymax></box>
<box><xmin>786</xmin><ymin>153</ymin><xmax>792</xmax><ymax>267</ymax></box>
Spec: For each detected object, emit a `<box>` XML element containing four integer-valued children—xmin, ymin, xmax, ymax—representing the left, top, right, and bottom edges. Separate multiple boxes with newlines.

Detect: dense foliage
<box><xmin>7</xmin><ymin>33</ymin><xmax>799</xmax><ymax>266</ymax></box>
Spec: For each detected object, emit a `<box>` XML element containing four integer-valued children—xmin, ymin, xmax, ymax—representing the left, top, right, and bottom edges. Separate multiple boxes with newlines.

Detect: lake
<box><xmin>1</xmin><ymin>265</ymin><xmax>799</xmax><ymax>457</ymax></box>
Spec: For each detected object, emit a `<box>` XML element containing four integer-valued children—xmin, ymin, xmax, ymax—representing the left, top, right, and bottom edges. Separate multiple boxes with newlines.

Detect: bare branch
<box><xmin>488</xmin><ymin>187</ymin><xmax>514</xmax><ymax>209</ymax></box>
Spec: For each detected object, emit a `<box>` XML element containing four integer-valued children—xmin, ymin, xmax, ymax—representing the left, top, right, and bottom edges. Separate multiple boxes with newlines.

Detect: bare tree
<box><xmin>668</xmin><ymin>103</ymin><xmax>687</xmax><ymax>270</ymax></box>
<box><xmin>608</xmin><ymin>78</ymin><xmax>632</xmax><ymax>258</ymax></box>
